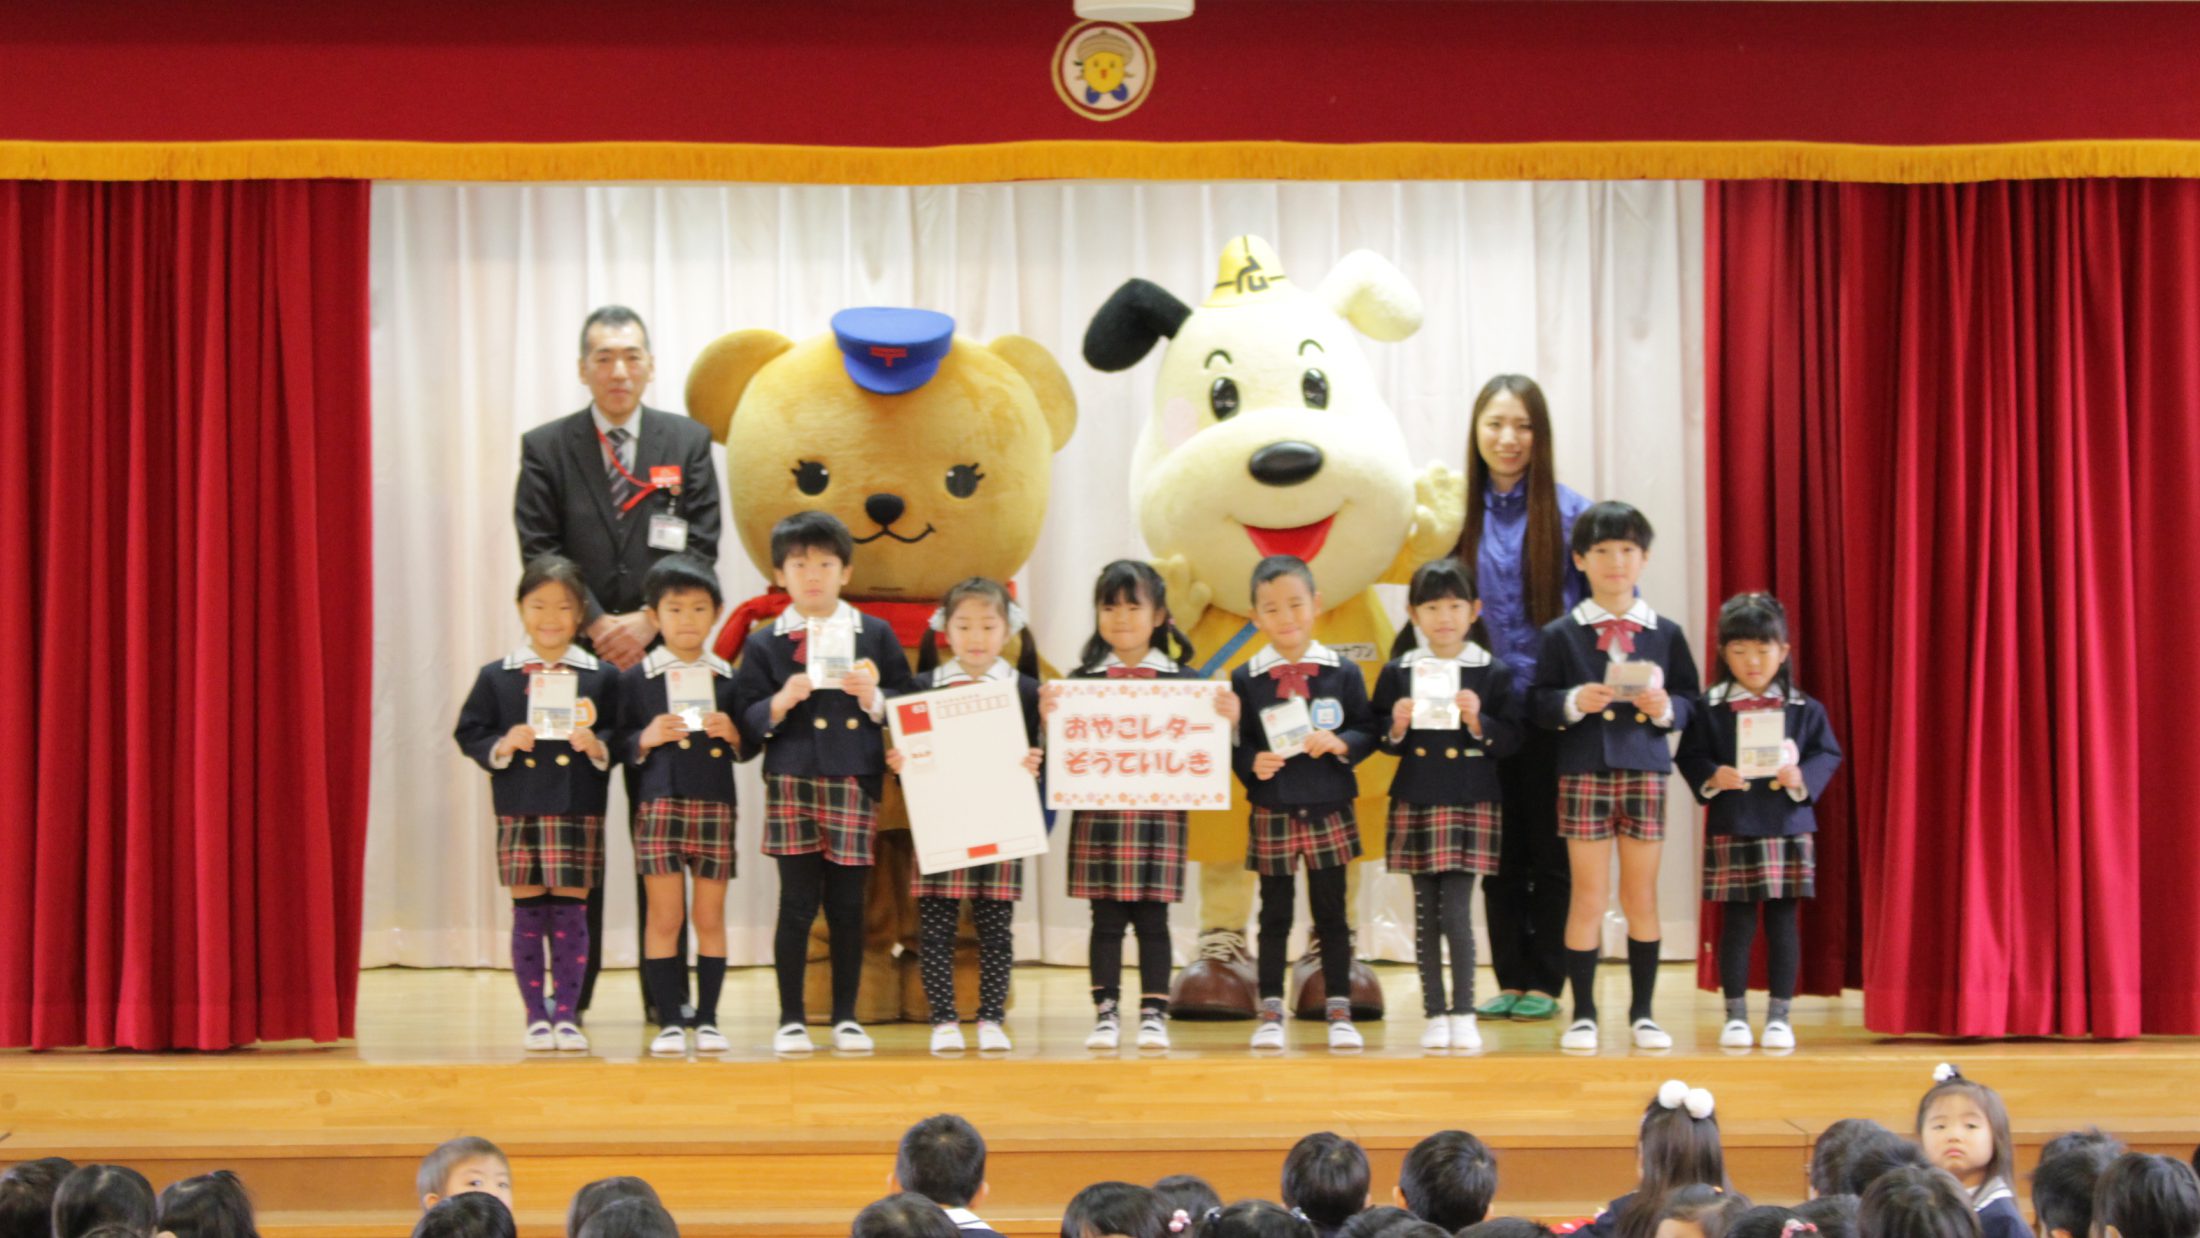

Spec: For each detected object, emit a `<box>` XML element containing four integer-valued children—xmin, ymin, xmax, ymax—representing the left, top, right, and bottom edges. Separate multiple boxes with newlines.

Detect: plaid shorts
<box><xmin>1703</xmin><ymin>833</ymin><xmax>1816</xmax><ymax>902</ymax></box>
<box><xmin>1385</xmin><ymin>800</ymin><xmax>1502</xmax><ymax>875</ymax></box>
<box><xmin>496</xmin><ymin>814</ymin><xmax>604</xmax><ymax>888</ymax></box>
<box><xmin>1558</xmin><ymin>771</ymin><xmax>1669</xmax><ymax>842</ymax></box>
<box><xmin>912</xmin><ymin>858</ymin><xmax>1024</xmax><ymax>901</ymax></box>
<box><xmin>635</xmin><ymin>796</ymin><xmax>737</xmax><ymax>881</ymax></box>
<box><xmin>1245</xmin><ymin>804</ymin><xmax>1361</xmax><ymax>876</ymax></box>
<box><xmin>1066</xmin><ymin>810</ymin><xmax>1187</xmax><ymax>902</ymax></box>
<box><xmin>764</xmin><ymin>774</ymin><xmax>877</xmax><ymax>866</ymax></box>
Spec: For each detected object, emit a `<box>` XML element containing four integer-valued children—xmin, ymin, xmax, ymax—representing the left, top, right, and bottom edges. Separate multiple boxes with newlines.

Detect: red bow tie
<box><xmin>1593</xmin><ymin>618</ymin><xmax>1642</xmax><ymax>655</ymax></box>
<box><xmin>1729</xmin><ymin>694</ymin><xmax>1782</xmax><ymax>712</ymax></box>
<box><xmin>521</xmin><ymin>661</ymin><xmax>564</xmax><ymax>678</ymax></box>
<box><xmin>1106</xmin><ymin>665</ymin><xmax>1159</xmax><ymax>679</ymax></box>
<box><xmin>786</xmin><ymin>625</ymin><xmax>807</xmax><ymax>663</ymax></box>
<box><xmin>1267</xmin><ymin>662</ymin><xmax>1316</xmax><ymax>700</ymax></box>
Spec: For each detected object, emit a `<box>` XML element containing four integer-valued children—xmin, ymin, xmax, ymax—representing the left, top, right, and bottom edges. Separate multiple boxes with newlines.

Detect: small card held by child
<box><xmin>1736</xmin><ymin>710</ymin><xmax>1787</xmax><ymax>779</ymax></box>
<box><xmin>1410</xmin><ymin>659</ymin><xmax>1461</xmax><ymax>730</ymax></box>
<box><xmin>665</xmin><ymin>666</ymin><xmax>715</xmax><ymax>732</ymax></box>
<box><xmin>806</xmin><ymin>617</ymin><xmax>856</xmax><ymax>690</ymax></box>
<box><xmin>527</xmin><ymin>670</ymin><xmax>579</xmax><ymax>741</ymax></box>
<box><xmin>1604</xmin><ymin>660</ymin><xmax>1660</xmax><ymax>701</ymax></box>
<box><xmin>1261</xmin><ymin>697</ymin><xmax>1314</xmax><ymax>758</ymax></box>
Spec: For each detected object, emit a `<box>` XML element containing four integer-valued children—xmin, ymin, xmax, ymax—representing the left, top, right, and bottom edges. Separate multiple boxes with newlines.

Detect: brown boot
<box><xmin>1290</xmin><ymin>929</ymin><xmax>1387</xmax><ymax>1021</ymax></box>
<box><xmin>1168</xmin><ymin>929</ymin><xmax>1260</xmax><ymax>1019</ymax></box>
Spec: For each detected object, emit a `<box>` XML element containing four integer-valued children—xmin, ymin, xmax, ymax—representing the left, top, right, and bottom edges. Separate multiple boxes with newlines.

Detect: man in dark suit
<box><xmin>514</xmin><ymin>305</ymin><xmax>722</xmax><ymax>1020</ymax></box>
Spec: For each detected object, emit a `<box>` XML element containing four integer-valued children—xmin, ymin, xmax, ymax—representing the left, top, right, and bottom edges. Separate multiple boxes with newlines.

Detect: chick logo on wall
<box><xmin>1055</xmin><ymin>20</ymin><xmax>1154</xmax><ymax>121</ymax></box>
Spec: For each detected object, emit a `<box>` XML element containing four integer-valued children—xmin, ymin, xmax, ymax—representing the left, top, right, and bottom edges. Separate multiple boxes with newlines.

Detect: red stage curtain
<box><xmin>1704</xmin><ymin>179</ymin><xmax>2200</xmax><ymax>1038</ymax></box>
<box><xmin>0</xmin><ymin>181</ymin><xmax>372</xmax><ymax>1050</ymax></box>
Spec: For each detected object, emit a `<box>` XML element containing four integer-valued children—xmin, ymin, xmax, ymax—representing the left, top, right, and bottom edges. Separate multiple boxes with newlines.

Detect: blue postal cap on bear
<box><xmin>832</xmin><ymin>307</ymin><xmax>955</xmax><ymax>395</ymax></box>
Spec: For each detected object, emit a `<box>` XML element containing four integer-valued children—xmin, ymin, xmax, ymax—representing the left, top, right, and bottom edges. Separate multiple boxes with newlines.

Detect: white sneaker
<box><xmin>1085</xmin><ymin>1017</ymin><xmax>1121</xmax><ymax>1050</ymax></box>
<box><xmin>1630</xmin><ymin>1018</ymin><xmax>1673</xmax><ymax>1050</ymax></box>
<box><xmin>1560</xmin><ymin>1018</ymin><xmax>1600</xmax><ymax>1051</ymax></box>
<box><xmin>976</xmin><ymin>1021</ymin><xmax>1012</xmax><ymax>1052</ymax></box>
<box><xmin>1719</xmin><ymin>1019</ymin><xmax>1754</xmax><ymax>1048</ymax></box>
<box><xmin>649</xmin><ymin>1025</ymin><xmax>688</xmax><ymax>1057</ymax></box>
<box><xmin>833</xmin><ymin>1021</ymin><xmax>875</xmax><ymax>1052</ymax></box>
<box><xmin>1328</xmin><ymin>1020</ymin><xmax>1364</xmax><ymax>1050</ymax></box>
<box><xmin>1136</xmin><ymin>1015</ymin><xmax>1170</xmax><ymax>1050</ymax></box>
<box><xmin>1251</xmin><ymin>1018</ymin><xmax>1286</xmax><ymax>1049</ymax></box>
<box><xmin>1448</xmin><ymin>1013</ymin><xmax>1483</xmax><ymax>1052</ymax></box>
<box><xmin>772</xmin><ymin>1022</ymin><xmax>816</xmax><ymax>1054</ymax></box>
<box><xmin>1761</xmin><ymin>1020</ymin><xmax>1796</xmax><ymax>1050</ymax></box>
<box><xmin>1419</xmin><ymin>1016</ymin><xmax>1452</xmax><ymax>1049</ymax></box>
<box><xmin>523</xmin><ymin>1021</ymin><xmax>555</xmax><ymax>1052</ymax></box>
<box><xmin>930</xmin><ymin>1023</ymin><xmax>967</xmax><ymax>1053</ymax></box>
<box><xmin>693</xmin><ymin>1024</ymin><xmax>730</xmax><ymax>1054</ymax></box>
<box><xmin>552</xmin><ymin>1021</ymin><xmax>590</xmax><ymax>1052</ymax></box>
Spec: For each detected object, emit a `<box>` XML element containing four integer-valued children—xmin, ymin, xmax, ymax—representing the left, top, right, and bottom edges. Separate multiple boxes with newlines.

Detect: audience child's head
<box><xmin>1282</xmin><ymin>1133</ymin><xmax>1372</xmax><ymax>1238</ymax></box>
<box><xmin>1155</xmin><ymin>1177</ymin><xmax>1224</xmax><ymax>1236</ymax></box>
<box><xmin>852</xmin><ymin>1194</ymin><xmax>960</xmax><ymax>1238</ymax></box>
<box><xmin>1395</xmin><ymin>1132</ymin><xmax>1497</xmax><ymax>1231</ymax></box>
<box><xmin>1197</xmin><ymin>1201</ymin><xmax>1316</xmax><ymax>1238</ymax></box>
<box><xmin>1081</xmin><ymin>560</ymin><xmax>1195</xmax><ymax>671</ymax></box>
<box><xmin>575</xmin><ymin>1198</ymin><xmax>678</xmax><ymax>1238</ymax></box>
<box><xmin>891</xmin><ymin>1115</ymin><xmax>988</xmax><ymax>1211</ymax></box>
<box><xmin>1728</xmin><ymin>1206</ymin><xmax>1818</xmax><ymax>1238</ymax></box>
<box><xmin>771</xmin><ymin>511</ymin><xmax>856</xmax><ymax>614</ymax></box>
<box><xmin>1456</xmin><ymin>1219</ymin><xmax>1556</xmax><ymax>1238</ymax></box>
<box><xmin>52</xmin><ymin>1165</ymin><xmax>156</xmax><ymax>1238</ymax></box>
<box><xmin>1813</xmin><ymin>1124</ymin><xmax>1895</xmax><ymax>1200</ymax></box>
<box><xmin>2091</xmin><ymin>1154</ymin><xmax>2200</xmax><ymax>1238</ymax></box>
<box><xmin>1653</xmin><ymin>1185</ymin><xmax>1751</xmax><ymax>1238</ymax></box>
<box><xmin>1337</xmin><ymin>1208</ymin><xmax>1418</xmax><ymax>1238</ymax></box>
<box><xmin>921</xmin><ymin>577</ymin><xmax>1029</xmax><ymax>676</ymax></box>
<box><xmin>1063</xmin><ymin>1182</ymin><xmax>1169</xmax><ymax>1238</ymax></box>
<box><xmin>155</xmin><ymin>1171</ymin><xmax>257</xmax><ymax>1238</ymax></box>
<box><xmin>1569</xmin><ymin>501</ymin><xmax>1656</xmax><ymax>600</ymax></box>
<box><xmin>1390</xmin><ymin>560</ymin><xmax>1489</xmax><ymax>659</ymax></box>
<box><xmin>515</xmin><ymin>555</ymin><xmax>588</xmax><ymax>654</ymax></box>
<box><xmin>1713</xmin><ymin>593</ymin><xmax>1794</xmax><ymax>697</ymax></box>
<box><xmin>416</xmin><ymin>1138</ymin><xmax>513</xmax><ymax>1212</ymax></box>
<box><xmin>0</xmin><ymin>1158</ymin><xmax>76</xmax><ymax>1238</ymax></box>
<box><xmin>1617</xmin><ymin>1083</ymin><xmax>1728</xmax><ymax>1238</ymax></box>
<box><xmin>1857</xmin><ymin>1167</ymin><xmax>1982</xmax><ymax>1238</ymax></box>
<box><xmin>1250</xmin><ymin>557</ymin><xmax>1320</xmax><ymax>653</ymax></box>
<box><xmin>1842</xmin><ymin>1135</ymin><xmax>1932</xmax><ymax>1201</ymax></box>
<box><xmin>642</xmin><ymin>556</ymin><xmax>723</xmax><ymax>657</ymax></box>
<box><xmin>412</xmin><ymin>1193</ymin><xmax>517</xmax><ymax>1238</ymax></box>
<box><xmin>2032</xmin><ymin>1132</ymin><xmax>2126</xmax><ymax>1238</ymax></box>
<box><xmin>569</xmin><ymin>1178</ymin><xmax>663</xmax><ymax>1238</ymax></box>
<box><xmin>1794</xmin><ymin>1197</ymin><xmax>1860</xmax><ymax>1238</ymax></box>
<box><xmin>1916</xmin><ymin>1065</ymin><xmax>2016</xmax><ymax>1194</ymax></box>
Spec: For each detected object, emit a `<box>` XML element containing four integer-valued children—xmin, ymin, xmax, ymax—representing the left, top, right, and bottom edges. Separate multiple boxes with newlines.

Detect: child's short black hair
<box><xmin>895</xmin><ymin>1114</ymin><xmax>987</xmax><ymax>1210</ymax></box>
<box><xmin>1063</xmin><ymin>1182</ymin><xmax>1168</xmax><ymax>1238</ymax></box>
<box><xmin>518</xmin><ymin>555</ymin><xmax>589</xmax><ymax>610</ymax></box>
<box><xmin>411</xmin><ymin>1194</ymin><xmax>517</xmax><ymax>1238</ymax></box>
<box><xmin>1337</xmin><ymin>1207</ymin><xmax>1418</xmax><ymax>1238</ymax></box>
<box><xmin>155</xmin><ymin>1172</ymin><xmax>255</xmax><ymax>1238</ymax></box>
<box><xmin>852</xmin><ymin>1194</ymin><xmax>960</xmax><ymax>1238</ymax></box>
<box><xmin>1727</xmin><ymin>1205</ymin><xmax>1808</xmax><ymax>1238</ymax></box>
<box><xmin>643</xmin><ymin>555</ymin><xmax>722</xmax><ymax>610</ymax></box>
<box><xmin>1</xmin><ymin>1159</ymin><xmax>78</xmax><ymax>1238</ymax></box>
<box><xmin>1456</xmin><ymin>1220</ymin><xmax>1555</xmax><ymax>1238</ymax></box>
<box><xmin>569</xmin><ymin>1178</ymin><xmax>663</xmax><ymax>1238</ymax></box>
<box><xmin>1811</xmin><ymin>1122</ymin><xmax>1893</xmax><ymax>1199</ymax></box>
<box><xmin>1282</xmin><ymin>1133</ymin><xmax>1371</xmax><ymax>1235</ymax></box>
<box><xmin>1251</xmin><ymin>555</ymin><xmax>1317</xmax><ymax>604</ymax></box>
<box><xmin>417</xmin><ymin>1137</ymin><xmax>509</xmax><ymax>1204</ymax></box>
<box><xmin>1857</xmin><ymin>1167</ymin><xmax>1980</xmax><ymax>1238</ymax></box>
<box><xmin>574</xmin><ymin>1197</ymin><xmax>678</xmax><ymax>1238</ymax></box>
<box><xmin>2093</xmin><ymin>1154</ymin><xmax>2200</xmax><ymax>1238</ymax></box>
<box><xmin>771</xmin><ymin>510</ymin><xmax>854</xmax><ymax>569</ymax></box>
<box><xmin>2031</xmin><ymin>1133</ymin><xmax>2124</xmax><ymax>1238</ymax></box>
<box><xmin>1156</xmin><ymin>1176</ymin><xmax>1225</xmax><ymax>1233</ymax></box>
<box><xmin>1793</xmin><ymin>1196</ymin><xmax>1859</xmax><ymax>1238</ymax></box>
<box><xmin>53</xmin><ymin>1166</ymin><xmax>155</xmax><ymax>1238</ymax></box>
<box><xmin>1399</xmin><ymin>1131</ymin><xmax>1498</xmax><ymax>1231</ymax></box>
<box><xmin>1841</xmin><ymin>1132</ymin><xmax>1931</xmax><ymax>1200</ymax></box>
<box><xmin>1197</xmin><ymin>1201</ymin><xmax>1316</xmax><ymax>1238</ymax></box>
<box><xmin>1569</xmin><ymin>500</ymin><xmax>1655</xmax><ymax>556</ymax></box>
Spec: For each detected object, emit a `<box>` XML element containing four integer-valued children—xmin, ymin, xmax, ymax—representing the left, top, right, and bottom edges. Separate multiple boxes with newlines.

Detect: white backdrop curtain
<box><xmin>364</xmin><ymin>180</ymin><xmax>1705</xmax><ymax>970</ymax></box>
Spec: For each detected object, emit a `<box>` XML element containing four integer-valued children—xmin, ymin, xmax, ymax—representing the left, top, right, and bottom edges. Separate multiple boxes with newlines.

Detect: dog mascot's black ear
<box><xmin>1083</xmin><ymin>279</ymin><xmax>1192</xmax><ymax>372</ymax></box>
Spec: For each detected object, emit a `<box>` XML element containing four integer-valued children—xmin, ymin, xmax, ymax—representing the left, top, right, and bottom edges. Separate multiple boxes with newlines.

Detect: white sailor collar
<box><xmin>1571</xmin><ymin>597</ymin><xmax>1659</xmax><ymax>629</ymax></box>
<box><xmin>1705</xmin><ymin>681</ymin><xmax>1785</xmax><ymax>707</ymax></box>
<box><xmin>933</xmin><ymin>657</ymin><xmax>1020</xmax><ymax>687</ymax></box>
<box><xmin>1098</xmin><ymin>648</ymin><xmax>1180</xmax><ymax>674</ymax></box>
<box><xmin>774</xmin><ymin>599</ymin><xmax>860</xmax><ymax>636</ymax></box>
<box><xmin>503</xmin><ymin>645</ymin><xmax>599</xmax><ymax>671</ymax></box>
<box><xmin>1399</xmin><ymin>641</ymin><xmax>1492</xmax><ymax>669</ymax></box>
<box><xmin>1247</xmin><ymin>641</ymin><xmax>1342</xmax><ymax>673</ymax></box>
<box><xmin>643</xmin><ymin>646</ymin><xmax>734</xmax><ymax>678</ymax></box>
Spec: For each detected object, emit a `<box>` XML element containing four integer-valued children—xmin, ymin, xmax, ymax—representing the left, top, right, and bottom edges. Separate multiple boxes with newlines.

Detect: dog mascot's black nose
<box><xmin>1248</xmin><ymin>441</ymin><xmax>1324</xmax><ymax>487</ymax></box>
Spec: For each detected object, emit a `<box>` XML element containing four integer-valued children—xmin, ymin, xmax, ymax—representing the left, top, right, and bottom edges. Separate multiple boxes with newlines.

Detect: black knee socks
<box><xmin>1627</xmin><ymin>936</ymin><xmax>1661</xmax><ymax>1023</ymax></box>
<box><xmin>695</xmin><ymin>954</ymin><xmax>726</xmax><ymax>1027</ymax></box>
<box><xmin>1566</xmin><ymin>946</ymin><xmax>1600</xmax><ymax>1023</ymax></box>
<box><xmin>641</xmin><ymin>956</ymin><xmax>688</xmax><ymax>1029</ymax></box>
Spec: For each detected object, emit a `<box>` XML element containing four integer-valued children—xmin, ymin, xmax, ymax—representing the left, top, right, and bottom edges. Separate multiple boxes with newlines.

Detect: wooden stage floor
<box><xmin>3</xmin><ymin>964</ymin><xmax>2195</xmax><ymax>1238</ymax></box>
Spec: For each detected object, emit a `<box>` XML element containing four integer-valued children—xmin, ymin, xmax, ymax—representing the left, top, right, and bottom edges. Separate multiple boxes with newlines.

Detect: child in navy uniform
<box><xmin>1531</xmin><ymin>501</ymin><xmax>1700</xmax><ymax>1052</ymax></box>
<box><xmin>621</xmin><ymin>554</ymin><xmax>753</xmax><ymax>1058</ymax></box>
<box><xmin>889</xmin><ymin>578</ymin><xmax>1044</xmax><ymax>1055</ymax></box>
<box><xmin>1370</xmin><ymin>560</ymin><xmax>1523</xmax><ymax>1052</ymax></box>
<box><xmin>453</xmin><ymin>555</ymin><xmax>620</xmax><ymax>1053</ymax></box>
<box><xmin>731</xmin><ymin>511</ymin><xmax>915</xmax><ymax>1054</ymax></box>
<box><xmin>1230</xmin><ymin>555</ymin><xmax>1380</xmax><ymax>1051</ymax></box>
<box><xmin>1676</xmin><ymin>592</ymin><xmax>1843</xmax><ymax>1051</ymax></box>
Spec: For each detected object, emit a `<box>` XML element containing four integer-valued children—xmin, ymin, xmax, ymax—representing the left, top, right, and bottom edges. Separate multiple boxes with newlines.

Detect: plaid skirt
<box><xmin>1245</xmin><ymin>804</ymin><xmax>1361</xmax><ymax>876</ymax></box>
<box><xmin>912</xmin><ymin>858</ymin><xmax>1024</xmax><ymax>901</ymax></box>
<box><xmin>1557</xmin><ymin>771</ymin><xmax>1668</xmax><ymax>843</ymax></box>
<box><xmin>496</xmin><ymin>814</ymin><xmax>604</xmax><ymax>888</ymax></box>
<box><xmin>764</xmin><ymin>774</ymin><xmax>877</xmax><ymax>866</ymax></box>
<box><xmin>635</xmin><ymin>796</ymin><xmax>737</xmax><ymax>881</ymax></box>
<box><xmin>1703</xmin><ymin>833</ymin><xmax>1816</xmax><ymax>902</ymax></box>
<box><xmin>1067</xmin><ymin>810</ymin><xmax>1187</xmax><ymax>902</ymax></box>
<box><xmin>1385</xmin><ymin>800</ymin><xmax>1502</xmax><ymax>875</ymax></box>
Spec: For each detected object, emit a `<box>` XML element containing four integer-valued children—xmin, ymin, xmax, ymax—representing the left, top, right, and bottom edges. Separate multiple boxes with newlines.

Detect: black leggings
<box><xmin>772</xmin><ymin>853</ymin><xmax>870</xmax><ymax>1026</ymax></box>
<box><xmin>1413</xmin><ymin>872</ymin><xmax>1478</xmax><ymax>1017</ymax></box>
<box><xmin>918</xmin><ymin>897</ymin><xmax>1015</xmax><ymax>1025</ymax></box>
<box><xmin>1717</xmin><ymin>897</ymin><xmax>1801</xmax><ymax>1001</ymax></box>
<box><xmin>1257</xmin><ymin>866</ymin><xmax>1351</xmax><ymax>1001</ymax></box>
<box><xmin>1486</xmin><ymin>728</ymin><xmax>1570</xmax><ymax>995</ymax></box>
<box><xmin>1089</xmin><ymin>899</ymin><xmax>1173</xmax><ymax>1005</ymax></box>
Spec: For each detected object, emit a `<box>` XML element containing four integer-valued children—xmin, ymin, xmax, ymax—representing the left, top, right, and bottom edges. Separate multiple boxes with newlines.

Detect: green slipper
<box><xmin>1509</xmin><ymin>993</ymin><xmax>1560</xmax><ymax>1021</ymax></box>
<box><xmin>1473</xmin><ymin>992</ymin><xmax>1520</xmax><ymax>1018</ymax></box>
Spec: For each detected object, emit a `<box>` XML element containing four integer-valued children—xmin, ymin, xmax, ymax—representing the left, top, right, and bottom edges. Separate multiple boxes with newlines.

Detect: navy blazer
<box><xmin>454</xmin><ymin>648</ymin><xmax>622</xmax><ymax>817</ymax></box>
<box><xmin>1674</xmin><ymin>683</ymin><xmax>1843</xmax><ymax>838</ymax></box>
<box><xmin>1229</xmin><ymin>643</ymin><xmax>1378</xmax><ymax>809</ymax></box>
<box><xmin>1531</xmin><ymin>600</ymin><xmax>1701</xmax><ymax>775</ymax></box>
<box><xmin>618</xmin><ymin>648</ymin><xmax>755</xmax><ymax>805</ymax></box>
<box><xmin>731</xmin><ymin>601</ymin><xmax>914</xmax><ymax>799</ymax></box>
<box><xmin>1369</xmin><ymin>645</ymin><xmax>1522</xmax><ymax>806</ymax></box>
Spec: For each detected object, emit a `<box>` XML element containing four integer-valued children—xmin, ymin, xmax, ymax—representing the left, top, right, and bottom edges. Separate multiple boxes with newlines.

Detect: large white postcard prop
<box><xmin>889</xmin><ymin>678</ymin><xmax>1049</xmax><ymax>876</ymax></box>
<box><xmin>1045</xmin><ymin>680</ymin><xmax>1232</xmax><ymax>811</ymax></box>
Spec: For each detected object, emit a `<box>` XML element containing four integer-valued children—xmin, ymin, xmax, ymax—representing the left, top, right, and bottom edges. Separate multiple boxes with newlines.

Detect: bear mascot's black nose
<box><xmin>1248</xmin><ymin>441</ymin><xmax>1324</xmax><ymax>486</ymax></box>
<box><xmin>866</xmin><ymin>492</ymin><xmax>906</xmax><ymax>527</ymax></box>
